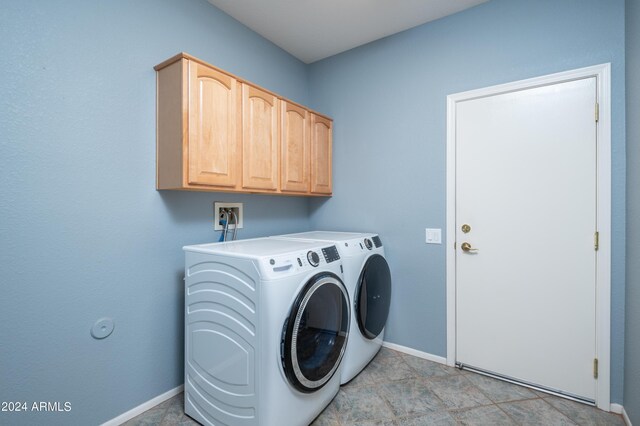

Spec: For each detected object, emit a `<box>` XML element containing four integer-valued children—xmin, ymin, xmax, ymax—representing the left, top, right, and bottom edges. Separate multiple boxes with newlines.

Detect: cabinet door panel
<box><xmin>310</xmin><ymin>114</ymin><xmax>332</xmax><ymax>195</ymax></box>
<box><xmin>242</xmin><ymin>84</ymin><xmax>279</xmax><ymax>190</ymax></box>
<box><xmin>242</xmin><ymin>84</ymin><xmax>278</xmax><ymax>190</ymax></box>
<box><xmin>188</xmin><ymin>62</ymin><xmax>240</xmax><ymax>187</ymax></box>
<box><xmin>281</xmin><ymin>102</ymin><xmax>310</xmax><ymax>193</ymax></box>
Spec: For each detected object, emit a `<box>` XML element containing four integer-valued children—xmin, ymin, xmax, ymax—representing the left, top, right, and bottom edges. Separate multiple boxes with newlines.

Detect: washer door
<box><xmin>282</xmin><ymin>272</ymin><xmax>350</xmax><ymax>393</ymax></box>
<box><xmin>355</xmin><ymin>254</ymin><xmax>392</xmax><ymax>339</ymax></box>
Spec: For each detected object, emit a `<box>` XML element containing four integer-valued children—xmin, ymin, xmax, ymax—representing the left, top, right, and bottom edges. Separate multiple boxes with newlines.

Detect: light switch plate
<box><xmin>425</xmin><ymin>228</ymin><xmax>442</xmax><ymax>244</ymax></box>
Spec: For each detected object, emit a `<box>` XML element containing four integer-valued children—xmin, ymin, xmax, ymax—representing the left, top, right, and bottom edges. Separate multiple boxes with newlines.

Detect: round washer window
<box><xmin>281</xmin><ymin>272</ymin><xmax>350</xmax><ymax>393</ymax></box>
<box><xmin>355</xmin><ymin>254</ymin><xmax>392</xmax><ymax>339</ymax></box>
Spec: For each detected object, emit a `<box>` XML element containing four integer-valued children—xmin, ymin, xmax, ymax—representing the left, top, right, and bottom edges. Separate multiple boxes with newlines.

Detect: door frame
<box><xmin>445</xmin><ymin>64</ymin><xmax>611</xmax><ymax>410</ymax></box>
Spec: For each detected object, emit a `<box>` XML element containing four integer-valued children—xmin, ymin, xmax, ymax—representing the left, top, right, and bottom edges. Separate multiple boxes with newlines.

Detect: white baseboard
<box><xmin>382</xmin><ymin>341</ymin><xmax>447</xmax><ymax>365</ymax></box>
<box><xmin>101</xmin><ymin>384</ymin><xmax>184</xmax><ymax>426</ymax></box>
<box><xmin>611</xmin><ymin>402</ymin><xmax>633</xmax><ymax>425</ymax></box>
<box><xmin>616</xmin><ymin>404</ymin><xmax>632</xmax><ymax>426</ymax></box>
<box><xmin>611</xmin><ymin>403</ymin><xmax>624</xmax><ymax>414</ymax></box>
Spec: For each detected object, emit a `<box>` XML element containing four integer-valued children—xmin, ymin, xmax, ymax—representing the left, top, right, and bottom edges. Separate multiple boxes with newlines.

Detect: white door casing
<box><xmin>446</xmin><ymin>64</ymin><xmax>611</xmax><ymax>410</ymax></box>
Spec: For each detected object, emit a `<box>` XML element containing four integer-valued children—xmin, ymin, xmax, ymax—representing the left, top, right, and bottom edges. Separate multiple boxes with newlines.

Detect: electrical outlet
<box><xmin>214</xmin><ymin>202</ymin><xmax>243</xmax><ymax>231</ymax></box>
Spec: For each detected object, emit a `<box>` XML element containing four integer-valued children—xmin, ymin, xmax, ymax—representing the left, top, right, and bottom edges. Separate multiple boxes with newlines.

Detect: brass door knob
<box><xmin>461</xmin><ymin>242</ymin><xmax>478</xmax><ymax>252</ymax></box>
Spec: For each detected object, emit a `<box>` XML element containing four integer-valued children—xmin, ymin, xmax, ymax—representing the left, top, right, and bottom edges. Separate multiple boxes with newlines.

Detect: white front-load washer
<box><xmin>183</xmin><ymin>237</ymin><xmax>349</xmax><ymax>426</ymax></box>
<box><xmin>271</xmin><ymin>231</ymin><xmax>392</xmax><ymax>384</ymax></box>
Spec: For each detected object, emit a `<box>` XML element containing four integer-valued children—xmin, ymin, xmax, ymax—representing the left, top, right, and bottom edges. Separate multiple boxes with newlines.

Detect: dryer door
<box><xmin>282</xmin><ymin>272</ymin><xmax>350</xmax><ymax>393</ymax></box>
<box><xmin>355</xmin><ymin>254</ymin><xmax>392</xmax><ymax>339</ymax></box>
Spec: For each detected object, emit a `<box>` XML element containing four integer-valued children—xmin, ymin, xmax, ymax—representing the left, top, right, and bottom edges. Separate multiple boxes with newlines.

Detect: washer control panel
<box><xmin>265</xmin><ymin>252</ymin><xmax>317</xmax><ymax>276</ymax></box>
<box><xmin>322</xmin><ymin>246</ymin><xmax>340</xmax><ymax>263</ymax></box>
<box><xmin>262</xmin><ymin>245</ymin><xmax>343</xmax><ymax>278</ymax></box>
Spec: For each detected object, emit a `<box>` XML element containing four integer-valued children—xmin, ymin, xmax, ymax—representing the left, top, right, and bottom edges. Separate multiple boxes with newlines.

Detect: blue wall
<box><xmin>625</xmin><ymin>0</ymin><xmax>639</xmax><ymax>422</ymax></box>
<box><xmin>0</xmin><ymin>0</ymin><xmax>312</xmax><ymax>424</ymax></box>
<box><xmin>308</xmin><ymin>0</ymin><xmax>626</xmax><ymax>403</ymax></box>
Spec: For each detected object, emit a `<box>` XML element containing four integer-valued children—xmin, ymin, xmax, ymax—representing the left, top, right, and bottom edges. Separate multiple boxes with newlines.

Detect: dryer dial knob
<box><xmin>307</xmin><ymin>251</ymin><xmax>320</xmax><ymax>267</ymax></box>
<box><xmin>364</xmin><ymin>238</ymin><xmax>373</xmax><ymax>250</ymax></box>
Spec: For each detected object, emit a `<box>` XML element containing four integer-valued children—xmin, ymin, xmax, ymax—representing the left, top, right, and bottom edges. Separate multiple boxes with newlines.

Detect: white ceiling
<box><xmin>207</xmin><ymin>0</ymin><xmax>489</xmax><ymax>64</ymax></box>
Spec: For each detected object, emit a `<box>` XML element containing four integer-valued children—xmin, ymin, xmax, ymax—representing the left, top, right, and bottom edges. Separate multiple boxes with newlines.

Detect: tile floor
<box><xmin>123</xmin><ymin>348</ymin><xmax>625</xmax><ymax>426</ymax></box>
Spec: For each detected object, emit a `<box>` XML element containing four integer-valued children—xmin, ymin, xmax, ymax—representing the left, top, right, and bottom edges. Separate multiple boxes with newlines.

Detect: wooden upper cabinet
<box><xmin>281</xmin><ymin>101</ymin><xmax>310</xmax><ymax>193</ymax></box>
<box><xmin>155</xmin><ymin>53</ymin><xmax>332</xmax><ymax>196</ymax></box>
<box><xmin>188</xmin><ymin>61</ymin><xmax>240</xmax><ymax>187</ymax></box>
<box><xmin>310</xmin><ymin>113</ymin><xmax>333</xmax><ymax>195</ymax></box>
<box><xmin>155</xmin><ymin>54</ymin><xmax>241</xmax><ymax>191</ymax></box>
<box><xmin>242</xmin><ymin>83</ymin><xmax>279</xmax><ymax>191</ymax></box>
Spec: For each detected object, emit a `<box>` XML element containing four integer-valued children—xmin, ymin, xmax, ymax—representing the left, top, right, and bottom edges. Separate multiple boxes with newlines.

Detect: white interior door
<box><xmin>455</xmin><ymin>77</ymin><xmax>598</xmax><ymax>401</ymax></box>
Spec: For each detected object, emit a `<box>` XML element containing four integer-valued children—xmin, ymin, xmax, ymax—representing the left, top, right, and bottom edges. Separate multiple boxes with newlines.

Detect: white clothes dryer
<box><xmin>272</xmin><ymin>231</ymin><xmax>392</xmax><ymax>384</ymax></box>
<box><xmin>183</xmin><ymin>237</ymin><xmax>349</xmax><ymax>426</ymax></box>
